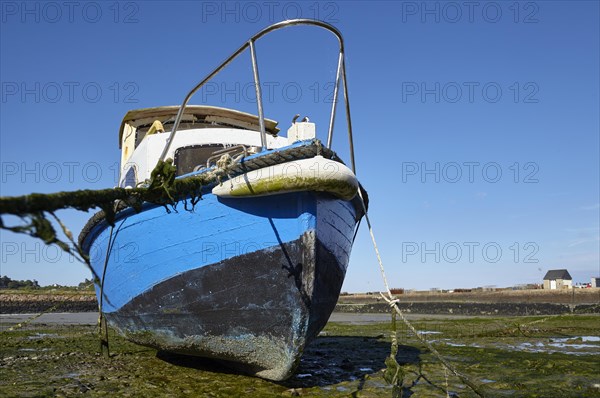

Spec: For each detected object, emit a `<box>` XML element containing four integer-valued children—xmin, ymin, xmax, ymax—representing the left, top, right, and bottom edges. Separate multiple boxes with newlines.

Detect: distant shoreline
<box><xmin>1</xmin><ymin>288</ymin><xmax>598</xmax><ymax>315</ymax></box>
<box><xmin>336</xmin><ymin>289</ymin><xmax>600</xmax><ymax>316</ymax></box>
<box><xmin>0</xmin><ymin>289</ymin><xmax>600</xmax><ymax>316</ymax></box>
<box><xmin>0</xmin><ymin>291</ymin><xmax>97</xmax><ymax>314</ymax></box>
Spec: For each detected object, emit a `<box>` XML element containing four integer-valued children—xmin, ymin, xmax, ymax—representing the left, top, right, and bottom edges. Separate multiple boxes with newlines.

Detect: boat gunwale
<box><xmin>78</xmin><ymin>140</ymin><xmax>367</xmax><ymax>251</ymax></box>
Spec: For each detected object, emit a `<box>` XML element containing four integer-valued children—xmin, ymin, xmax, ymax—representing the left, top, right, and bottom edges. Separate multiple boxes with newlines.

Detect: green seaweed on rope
<box><xmin>0</xmin><ymin>158</ymin><xmax>211</xmax><ymax>277</ymax></box>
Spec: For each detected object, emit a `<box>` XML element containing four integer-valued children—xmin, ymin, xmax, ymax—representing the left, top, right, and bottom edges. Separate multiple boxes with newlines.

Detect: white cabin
<box><xmin>117</xmin><ymin>106</ymin><xmax>315</xmax><ymax>188</ymax></box>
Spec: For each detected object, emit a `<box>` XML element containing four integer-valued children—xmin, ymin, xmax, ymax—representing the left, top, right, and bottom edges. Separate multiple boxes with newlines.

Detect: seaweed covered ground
<box><xmin>1</xmin><ymin>314</ymin><xmax>599</xmax><ymax>397</ymax></box>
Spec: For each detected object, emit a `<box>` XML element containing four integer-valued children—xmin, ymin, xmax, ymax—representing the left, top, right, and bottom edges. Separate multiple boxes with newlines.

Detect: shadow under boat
<box><xmin>157</xmin><ymin>336</ymin><xmax>422</xmax><ymax>389</ymax></box>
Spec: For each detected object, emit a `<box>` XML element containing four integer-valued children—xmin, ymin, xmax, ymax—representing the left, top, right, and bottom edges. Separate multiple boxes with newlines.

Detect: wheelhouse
<box><xmin>117</xmin><ymin>105</ymin><xmax>288</xmax><ymax>187</ymax></box>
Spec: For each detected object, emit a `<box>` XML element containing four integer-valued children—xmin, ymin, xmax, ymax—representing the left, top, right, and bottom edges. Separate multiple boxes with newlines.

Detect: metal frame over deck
<box><xmin>159</xmin><ymin>19</ymin><xmax>356</xmax><ymax>173</ymax></box>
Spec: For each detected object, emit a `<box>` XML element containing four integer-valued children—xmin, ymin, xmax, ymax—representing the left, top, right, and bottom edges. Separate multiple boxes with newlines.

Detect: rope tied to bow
<box><xmin>356</xmin><ymin>188</ymin><xmax>487</xmax><ymax>398</ymax></box>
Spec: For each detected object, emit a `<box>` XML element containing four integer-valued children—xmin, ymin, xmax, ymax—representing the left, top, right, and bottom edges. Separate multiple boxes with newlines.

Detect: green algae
<box><xmin>222</xmin><ymin>175</ymin><xmax>358</xmax><ymax>201</ymax></box>
<box><xmin>1</xmin><ymin>315</ymin><xmax>599</xmax><ymax>397</ymax></box>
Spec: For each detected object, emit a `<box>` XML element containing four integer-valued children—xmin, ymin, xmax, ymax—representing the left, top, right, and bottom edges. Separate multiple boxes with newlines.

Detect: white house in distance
<box><xmin>543</xmin><ymin>269</ymin><xmax>573</xmax><ymax>289</ymax></box>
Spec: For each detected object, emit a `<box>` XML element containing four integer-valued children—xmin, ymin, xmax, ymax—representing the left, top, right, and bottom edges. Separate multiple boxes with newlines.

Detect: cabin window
<box><xmin>135</xmin><ymin>128</ymin><xmax>149</xmax><ymax>148</ymax></box>
<box><xmin>174</xmin><ymin>144</ymin><xmax>226</xmax><ymax>176</ymax></box>
<box><xmin>133</xmin><ymin>118</ymin><xmax>216</xmax><ymax>149</ymax></box>
<box><xmin>120</xmin><ymin>166</ymin><xmax>137</xmax><ymax>188</ymax></box>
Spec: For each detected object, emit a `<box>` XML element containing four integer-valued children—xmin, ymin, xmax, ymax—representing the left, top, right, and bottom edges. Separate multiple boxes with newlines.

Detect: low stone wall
<box><xmin>2</xmin><ymin>293</ymin><xmax>599</xmax><ymax>316</ymax></box>
<box><xmin>0</xmin><ymin>294</ymin><xmax>98</xmax><ymax>314</ymax></box>
<box><xmin>335</xmin><ymin>302</ymin><xmax>600</xmax><ymax>316</ymax></box>
<box><xmin>340</xmin><ymin>289</ymin><xmax>600</xmax><ymax>305</ymax></box>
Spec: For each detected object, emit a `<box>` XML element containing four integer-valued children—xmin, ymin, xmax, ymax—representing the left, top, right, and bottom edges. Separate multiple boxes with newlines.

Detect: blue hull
<box><xmin>81</xmin><ymin>190</ymin><xmax>361</xmax><ymax>380</ymax></box>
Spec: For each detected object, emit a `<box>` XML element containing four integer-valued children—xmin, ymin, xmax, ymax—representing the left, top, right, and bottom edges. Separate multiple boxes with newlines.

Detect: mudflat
<box><xmin>1</xmin><ymin>314</ymin><xmax>599</xmax><ymax>397</ymax></box>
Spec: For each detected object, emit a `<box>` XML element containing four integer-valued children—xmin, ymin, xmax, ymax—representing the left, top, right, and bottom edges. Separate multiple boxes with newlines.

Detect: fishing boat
<box><xmin>79</xmin><ymin>19</ymin><xmax>366</xmax><ymax>381</ymax></box>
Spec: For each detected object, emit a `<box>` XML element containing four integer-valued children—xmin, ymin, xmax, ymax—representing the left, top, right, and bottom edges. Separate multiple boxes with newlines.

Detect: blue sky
<box><xmin>1</xmin><ymin>1</ymin><xmax>598</xmax><ymax>291</ymax></box>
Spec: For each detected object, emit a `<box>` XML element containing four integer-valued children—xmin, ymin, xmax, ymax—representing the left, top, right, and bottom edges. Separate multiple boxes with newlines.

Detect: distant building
<box><xmin>543</xmin><ymin>269</ymin><xmax>573</xmax><ymax>289</ymax></box>
<box><xmin>592</xmin><ymin>277</ymin><xmax>600</xmax><ymax>288</ymax></box>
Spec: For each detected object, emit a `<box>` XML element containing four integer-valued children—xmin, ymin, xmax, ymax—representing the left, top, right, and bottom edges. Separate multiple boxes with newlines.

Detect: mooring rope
<box><xmin>91</xmin><ymin>154</ymin><xmax>237</xmax><ymax>359</ymax></box>
<box><xmin>356</xmin><ymin>189</ymin><xmax>487</xmax><ymax>397</ymax></box>
<box><xmin>98</xmin><ymin>222</ymin><xmax>116</xmax><ymax>360</ymax></box>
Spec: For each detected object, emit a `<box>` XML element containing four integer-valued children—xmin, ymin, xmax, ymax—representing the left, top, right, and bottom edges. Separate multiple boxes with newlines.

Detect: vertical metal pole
<box><xmin>327</xmin><ymin>51</ymin><xmax>343</xmax><ymax>149</ymax></box>
<box><xmin>341</xmin><ymin>56</ymin><xmax>356</xmax><ymax>174</ymax></box>
<box><xmin>249</xmin><ymin>40</ymin><xmax>267</xmax><ymax>151</ymax></box>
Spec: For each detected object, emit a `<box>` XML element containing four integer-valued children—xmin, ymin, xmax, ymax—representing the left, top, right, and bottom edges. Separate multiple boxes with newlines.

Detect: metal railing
<box><xmin>204</xmin><ymin>145</ymin><xmax>248</xmax><ymax>169</ymax></box>
<box><xmin>158</xmin><ymin>19</ymin><xmax>356</xmax><ymax>174</ymax></box>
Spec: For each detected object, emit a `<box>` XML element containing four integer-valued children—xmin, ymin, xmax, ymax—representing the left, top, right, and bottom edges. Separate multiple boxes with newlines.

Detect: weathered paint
<box><xmin>84</xmin><ymin>192</ymin><xmax>318</xmax><ymax>313</ymax></box>
<box><xmin>106</xmin><ymin>233</ymin><xmax>345</xmax><ymax>380</ymax></box>
<box><xmin>81</xmin><ymin>189</ymin><xmax>361</xmax><ymax>380</ymax></box>
<box><xmin>120</xmin><ymin>123</ymin><xmax>136</xmax><ymax>165</ymax></box>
